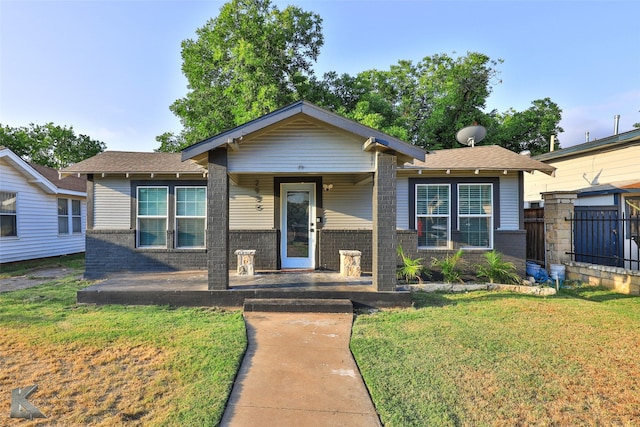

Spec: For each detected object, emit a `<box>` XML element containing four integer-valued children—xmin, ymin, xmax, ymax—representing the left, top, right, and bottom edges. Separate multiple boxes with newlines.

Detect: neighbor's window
<box><xmin>416</xmin><ymin>184</ymin><xmax>450</xmax><ymax>248</ymax></box>
<box><xmin>137</xmin><ymin>187</ymin><xmax>168</xmax><ymax>247</ymax></box>
<box><xmin>58</xmin><ymin>198</ymin><xmax>83</xmax><ymax>235</ymax></box>
<box><xmin>175</xmin><ymin>187</ymin><xmax>206</xmax><ymax>248</ymax></box>
<box><xmin>58</xmin><ymin>198</ymin><xmax>70</xmax><ymax>234</ymax></box>
<box><xmin>72</xmin><ymin>200</ymin><xmax>82</xmax><ymax>233</ymax></box>
<box><xmin>458</xmin><ymin>184</ymin><xmax>493</xmax><ymax>248</ymax></box>
<box><xmin>0</xmin><ymin>192</ymin><xmax>17</xmax><ymax>237</ymax></box>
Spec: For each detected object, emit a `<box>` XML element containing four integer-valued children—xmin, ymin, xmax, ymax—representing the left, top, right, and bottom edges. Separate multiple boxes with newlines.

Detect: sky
<box><xmin>1</xmin><ymin>0</ymin><xmax>639</xmax><ymax>153</ymax></box>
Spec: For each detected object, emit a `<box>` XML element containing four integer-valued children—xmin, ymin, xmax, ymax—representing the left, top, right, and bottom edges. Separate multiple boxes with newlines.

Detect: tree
<box><xmin>489</xmin><ymin>98</ymin><xmax>563</xmax><ymax>155</ymax></box>
<box><xmin>162</xmin><ymin>0</ymin><xmax>323</xmax><ymax>151</ymax></box>
<box><xmin>0</xmin><ymin>123</ymin><xmax>105</xmax><ymax>168</ymax></box>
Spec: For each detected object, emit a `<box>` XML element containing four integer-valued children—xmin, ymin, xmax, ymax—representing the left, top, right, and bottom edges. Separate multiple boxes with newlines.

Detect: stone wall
<box><xmin>566</xmin><ymin>261</ymin><xmax>640</xmax><ymax>295</ymax></box>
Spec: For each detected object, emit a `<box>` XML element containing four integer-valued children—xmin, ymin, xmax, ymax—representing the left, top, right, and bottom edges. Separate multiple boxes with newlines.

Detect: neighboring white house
<box><xmin>0</xmin><ymin>146</ymin><xmax>87</xmax><ymax>263</ymax></box>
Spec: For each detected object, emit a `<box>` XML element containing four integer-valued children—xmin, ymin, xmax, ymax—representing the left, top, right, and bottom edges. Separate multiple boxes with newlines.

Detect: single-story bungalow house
<box><xmin>1</xmin><ymin>146</ymin><xmax>87</xmax><ymax>263</ymax></box>
<box><xmin>61</xmin><ymin>101</ymin><xmax>554</xmax><ymax>291</ymax></box>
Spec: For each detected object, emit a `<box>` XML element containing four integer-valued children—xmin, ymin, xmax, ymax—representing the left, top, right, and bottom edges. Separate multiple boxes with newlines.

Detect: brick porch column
<box><xmin>208</xmin><ymin>148</ymin><xmax>229</xmax><ymax>290</ymax></box>
<box><xmin>542</xmin><ymin>191</ymin><xmax>577</xmax><ymax>269</ymax></box>
<box><xmin>372</xmin><ymin>151</ymin><xmax>397</xmax><ymax>291</ymax></box>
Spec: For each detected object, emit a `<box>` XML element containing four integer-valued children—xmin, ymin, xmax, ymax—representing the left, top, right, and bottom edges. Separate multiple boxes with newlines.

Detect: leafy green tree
<box><xmin>0</xmin><ymin>123</ymin><xmax>106</xmax><ymax>168</ymax></box>
<box><xmin>162</xmin><ymin>0</ymin><xmax>323</xmax><ymax>151</ymax></box>
<box><xmin>489</xmin><ymin>98</ymin><xmax>563</xmax><ymax>155</ymax></box>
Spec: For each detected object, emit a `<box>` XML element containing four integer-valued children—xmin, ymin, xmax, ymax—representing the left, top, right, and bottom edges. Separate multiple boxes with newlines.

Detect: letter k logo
<box><xmin>10</xmin><ymin>385</ymin><xmax>46</xmax><ymax>419</ymax></box>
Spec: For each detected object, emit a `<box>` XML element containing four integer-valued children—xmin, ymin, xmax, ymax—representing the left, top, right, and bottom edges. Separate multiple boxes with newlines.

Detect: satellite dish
<box><xmin>456</xmin><ymin>125</ymin><xmax>486</xmax><ymax>147</ymax></box>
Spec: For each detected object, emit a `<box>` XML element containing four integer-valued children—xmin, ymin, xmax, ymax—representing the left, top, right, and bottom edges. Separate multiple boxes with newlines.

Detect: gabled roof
<box><xmin>181</xmin><ymin>100</ymin><xmax>426</xmax><ymax>162</ymax></box>
<box><xmin>405</xmin><ymin>145</ymin><xmax>556</xmax><ymax>175</ymax></box>
<box><xmin>1</xmin><ymin>146</ymin><xmax>86</xmax><ymax>196</ymax></box>
<box><xmin>60</xmin><ymin>151</ymin><xmax>207</xmax><ymax>177</ymax></box>
<box><xmin>534</xmin><ymin>128</ymin><xmax>640</xmax><ymax>162</ymax></box>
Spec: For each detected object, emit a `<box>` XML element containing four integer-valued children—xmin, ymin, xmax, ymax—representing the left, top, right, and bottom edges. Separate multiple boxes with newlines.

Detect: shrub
<box><xmin>397</xmin><ymin>245</ymin><xmax>429</xmax><ymax>284</ymax></box>
<box><xmin>476</xmin><ymin>251</ymin><xmax>520</xmax><ymax>284</ymax></box>
<box><xmin>431</xmin><ymin>249</ymin><xmax>464</xmax><ymax>284</ymax></box>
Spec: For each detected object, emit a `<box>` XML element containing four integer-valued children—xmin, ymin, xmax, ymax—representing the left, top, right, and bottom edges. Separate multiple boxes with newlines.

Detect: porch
<box><xmin>77</xmin><ymin>270</ymin><xmax>411</xmax><ymax>308</ymax></box>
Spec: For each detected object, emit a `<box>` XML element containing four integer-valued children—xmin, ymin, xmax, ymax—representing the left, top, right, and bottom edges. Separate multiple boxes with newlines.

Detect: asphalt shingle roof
<box><xmin>61</xmin><ymin>151</ymin><xmax>207</xmax><ymax>175</ymax></box>
<box><xmin>406</xmin><ymin>145</ymin><xmax>556</xmax><ymax>175</ymax></box>
<box><xmin>30</xmin><ymin>163</ymin><xmax>87</xmax><ymax>193</ymax></box>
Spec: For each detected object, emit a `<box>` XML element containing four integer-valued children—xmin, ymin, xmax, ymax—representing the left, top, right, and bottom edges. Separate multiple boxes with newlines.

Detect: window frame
<box><xmin>136</xmin><ymin>186</ymin><xmax>169</xmax><ymax>248</ymax></box>
<box><xmin>415</xmin><ymin>184</ymin><xmax>451</xmax><ymax>249</ymax></box>
<box><xmin>409</xmin><ymin>178</ymin><xmax>499</xmax><ymax>251</ymax></box>
<box><xmin>457</xmin><ymin>183</ymin><xmax>494</xmax><ymax>250</ymax></box>
<box><xmin>0</xmin><ymin>191</ymin><xmax>18</xmax><ymax>238</ymax></box>
<box><xmin>58</xmin><ymin>198</ymin><xmax>83</xmax><ymax>235</ymax></box>
<box><xmin>58</xmin><ymin>197</ymin><xmax>70</xmax><ymax>235</ymax></box>
<box><xmin>174</xmin><ymin>186</ymin><xmax>207</xmax><ymax>249</ymax></box>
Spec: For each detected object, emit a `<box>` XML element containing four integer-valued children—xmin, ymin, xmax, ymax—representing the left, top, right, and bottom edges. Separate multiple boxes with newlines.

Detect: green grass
<box><xmin>0</xmin><ymin>258</ymin><xmax>246</xmax><ymax>426</ymax></box>
<box><xmin>0</xmin><ymin>253</ymin><xmax>85</xmax><ymax>277</ymax></box>
<box><xmin>351</xmin><ymin>289</ymin><xmax>640</xmax><ymax>426</ymax></box>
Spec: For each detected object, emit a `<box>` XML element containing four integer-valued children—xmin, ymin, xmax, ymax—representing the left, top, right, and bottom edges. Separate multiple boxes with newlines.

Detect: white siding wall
<box><xmin>322</xmin><ymin>175</ymin><xmax>372</xmax><ymax>229</ymax></box>
<box><xmin>524</xmin><ymin>145</ymin><xmax>640</xmax><ymax>202</ymax></box>
<box><xmin>499</xmin><ymin>175</ymin><xmax>520</xmax><ymax>230</ymax></box>
<box><xmin>574</xmin><ymin>195</ymin><xmax>615</xmax><ymax>206</ymax></box>
<box><xmin>0</xmin><ymin>161</ymin><xmax>85</xmax><ymax>263</ymax></box>
<box><xmin>94</xmin><ymin>178</ymin><xmax>131</xmax><ymax>229</ymax></box>
<box><xmin>229</xmin><ymin>176</ymin><xmax>275</xmax><ymax>230</ymax></box>
<box><xmin>228</xmin><ymin>118</ymin><xmax>375</xmax><ymax>173</ymax></box>
<box><xmin>396</xmin><ymin>176</ymin><xmax>409</xmax><ymax>230</ymax></box>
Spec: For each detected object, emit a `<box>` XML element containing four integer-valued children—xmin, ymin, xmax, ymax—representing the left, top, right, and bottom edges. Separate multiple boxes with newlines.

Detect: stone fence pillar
<box><xmin>542</xmin><ymin>191</ymin><xmax>577</xmax><ymax>269</ymax></box>
<box><xmin>339</xmin><ymin>250</ymin><xmax>362</xmax><ymax>277</ymax></box>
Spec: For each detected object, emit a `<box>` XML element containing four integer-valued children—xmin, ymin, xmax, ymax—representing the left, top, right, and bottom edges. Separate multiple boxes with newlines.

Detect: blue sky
<box><xmin>1</xmin><ymin>0</ymin><xmax>639</xmax><ymax>153</ymax></box>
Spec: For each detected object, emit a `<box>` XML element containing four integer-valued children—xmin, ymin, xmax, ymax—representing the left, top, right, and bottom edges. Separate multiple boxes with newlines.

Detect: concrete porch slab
<box><xmin>76</xmin><ymin>271</ymin><xmax>411</xmax><ymax>309</ymax></box>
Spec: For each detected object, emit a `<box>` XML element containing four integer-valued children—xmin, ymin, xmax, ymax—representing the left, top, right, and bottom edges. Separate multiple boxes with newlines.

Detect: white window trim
<box><xmin>457</xmin><ymin>183</ymin><xmax>494</xmax><ymax>250</ymax></box>
<box><xmin>174</xmin><ymin>186</ymin><xmax>207</xmax><ymax>249</ymax></box>
<box><xmin>137</xmin><ymin>186</ymin><xmax>169</xmax><ymax>248</ymax></box>
<box><xmin>58</xmin><ymin>198</ymin><xmax>84</xmax><ymax>236</ymax></box>
<box><xmin>416</xmin><ymin>184</ymin><xmax>452</xmax><ymax>250</ymax></box>
<box><xmin>0</xmin><ymin>191</ymin><xmax>18</xmax><ymax>238</ymax></box>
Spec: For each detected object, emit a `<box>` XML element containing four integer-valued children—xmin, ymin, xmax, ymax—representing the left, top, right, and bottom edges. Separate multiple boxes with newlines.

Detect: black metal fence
<box><xmin>567</xmin><ymin>208</ymin><xmax>640</xmax><ymax>271</ymax></box>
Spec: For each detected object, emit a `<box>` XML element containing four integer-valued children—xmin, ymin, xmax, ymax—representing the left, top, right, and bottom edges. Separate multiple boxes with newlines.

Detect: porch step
<box><xmin>243</xmin><ymin>298</ymin><xmax>353</xmax><ymax>314</ymax></box>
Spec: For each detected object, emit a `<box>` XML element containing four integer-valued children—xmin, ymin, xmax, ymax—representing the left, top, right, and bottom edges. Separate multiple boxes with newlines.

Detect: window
<box><xmin>58</xmin><ymin>198</ymin><xmax>69</xmax><ymax>234</ymax></box>
<box><xmin>137</xmin><ymin>187</ymin><xmax>168</xmax><ymax>247</ymax></box>
<box><xmin>175</xmin><ymin>187</ymin><xmax>206</xmax><ymax>248</ymax></box>
<box><xmin>58</xmin><ymin>198</ymin><xmax>83</xmax><ymax>235</ymax></box>
<box><xmin>72</xmin><ymin>200</ymin><xmax>82</xmax><ymax>233</ymax></box>
<box><xmin>416</xmin><ymin>185</ymin><xmax>450</xmax><ymax>248</ymax></box>
<box><xmin>0</xmin><ymin>192</ymin><xmax>17</xmax><ymax>237</ymax></box>
<box><xmin>458</xmin><ymin>184</ymin><xmax>493</xmax><ymax>248</ymax></box>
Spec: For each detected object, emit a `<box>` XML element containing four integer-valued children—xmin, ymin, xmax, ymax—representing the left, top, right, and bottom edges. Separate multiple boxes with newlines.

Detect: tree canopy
<box><xmin>160</xmin><ymin>0</ymin><xmax>563</xmax><ymax>155</ymax></box>
<box><xmin>0</xmin><ymin>122</ymin><xmax>106</xmax><ymax>169</ymax></box>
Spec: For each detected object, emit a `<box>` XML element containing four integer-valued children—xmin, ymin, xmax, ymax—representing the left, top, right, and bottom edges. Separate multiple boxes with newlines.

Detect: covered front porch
<box><xmin>77</xmin><ymin>270</ymin><xmax>412</xmax><ymax>308</ymax></box>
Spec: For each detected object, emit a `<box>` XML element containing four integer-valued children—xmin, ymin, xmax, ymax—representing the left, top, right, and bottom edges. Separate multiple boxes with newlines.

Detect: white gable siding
<box><xmin>228</xmin><ymin>119</ymin><xmax>375</xmax><ymax>173</ymax></box>
<box><xmin>499</xmin><ymin>175</ymin><xmax>520</xmax><ymax>230</ymax></box>
<box><xmin>229</xmin><ymin>177</ymin><xmax>275</xmax><ymax>230</ymax></box>
<box><xmin>396</xmin><ymin>176</ymin><xmax>409</xmax><ymax>230</ymax></box>
<box><xmin>524</xmin><ymin>145</ymin><xmax>640</xmax><ymax>201</ymax></box>
<box><xmin>0</xmin><ymin>160</ymin><xmax>85</xmax><ymax>263</ymax></box>
<box><xmin>323</xmin><ymin>175</ymin><xmax>372</xmax><ymax>229</ymax></box>
<box><xmin>94</xmin><ymin>178</ymin><xmax>131</xmax><ymax>229</ymax></box>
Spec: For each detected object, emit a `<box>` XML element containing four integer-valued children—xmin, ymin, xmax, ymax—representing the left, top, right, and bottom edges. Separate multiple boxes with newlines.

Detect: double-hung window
<box><xmin>175</xmin><ymin>187</ymin><xmax>206</xmax><ymax>248</ymax></box>
<box><xmin>458</xmin><ymin>184</ymin><xmax>493</xmax><ymax>249</ymax></box>
<box><xmin>137</xmin><ymin>187</ymin><xmax>168</xmax><ymax>247</ymax></box>
<box><xmin>58</xmin><ymin>198</ymin><xmax>83</xmax><ymax>235</ymax></box>
<box><xmin>416</xmin><ymin>184</ymin><xmax>450</xmax><ymax>248</ymax></box>
<box><xmin>0</xmin><ymin>192</ymin><xmax>17</xmax><ymax>237</ymax></box>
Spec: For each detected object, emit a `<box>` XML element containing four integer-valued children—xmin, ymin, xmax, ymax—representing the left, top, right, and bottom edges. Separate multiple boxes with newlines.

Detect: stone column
<box><xmin>542</xmin><ymin>191</ymin><xmax>577</xmax><ymax>270</ymax></box>
<box><xmin>208</xmin><ymin>148</ymin><xmax>229</xmax><ymax>290</ymax></box>
<box><xmin>372</xmin><ymin>151</ymin><xmax>397</xmax><ymax>291</ymax></box>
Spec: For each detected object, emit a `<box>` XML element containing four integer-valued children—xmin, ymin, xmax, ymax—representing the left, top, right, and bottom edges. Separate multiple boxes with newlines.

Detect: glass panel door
<box><xmin>281</xmin><ymin>183</ymin><xmax>315</xmax><ymax>269</ymax></box>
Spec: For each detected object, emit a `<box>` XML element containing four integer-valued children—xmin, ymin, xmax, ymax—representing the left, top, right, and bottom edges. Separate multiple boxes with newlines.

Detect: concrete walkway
<box><xmin>219</xmin><ymin>312</ymin><xmax>382</xmax><ymax>426</ymax></box>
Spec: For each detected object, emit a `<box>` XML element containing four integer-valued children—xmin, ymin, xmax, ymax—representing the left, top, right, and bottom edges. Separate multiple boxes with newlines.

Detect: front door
<box><xmin>281</xmin><ymin>183</ymin><xmax>316</xmax><ymax>269</ymax></box>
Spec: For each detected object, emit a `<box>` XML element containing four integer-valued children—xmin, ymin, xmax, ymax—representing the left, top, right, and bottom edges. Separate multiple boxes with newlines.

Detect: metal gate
<box><xmin>572</xmin><ymin>206</ymin><xmax>622</xmax><ymax>267</ymax></box>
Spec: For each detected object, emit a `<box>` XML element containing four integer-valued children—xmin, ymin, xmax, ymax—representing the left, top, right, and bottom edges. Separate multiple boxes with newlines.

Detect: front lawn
<box><xmin>0</xmin><ymin>266</ymin><xmax>246</xmax><ymax>426</ymax></box>
<box><xmin>351</xmin><ymin>289</ymin><xmax>640</xmax><ymax>426</ymax></box>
